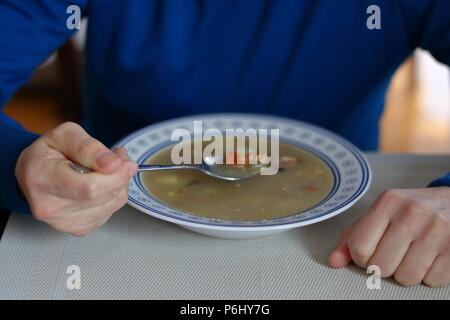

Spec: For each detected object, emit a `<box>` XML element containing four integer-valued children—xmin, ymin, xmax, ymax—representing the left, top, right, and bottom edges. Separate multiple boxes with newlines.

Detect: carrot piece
<box><xmin>225</xmin><ymin>151</ymin><xmax>250</xmax><ymax>167</ymax></box>
<box><xmin>280</xmin><ymin>156</ymin><xmax>298</xmax><ymax>168</ymax></box>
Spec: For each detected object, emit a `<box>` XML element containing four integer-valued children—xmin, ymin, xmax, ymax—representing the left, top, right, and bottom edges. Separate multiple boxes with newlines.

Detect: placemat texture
<box><xmin>1</xmin><ymin>154</ymin><xmax>450</xmax><ymax>299</ymax></box>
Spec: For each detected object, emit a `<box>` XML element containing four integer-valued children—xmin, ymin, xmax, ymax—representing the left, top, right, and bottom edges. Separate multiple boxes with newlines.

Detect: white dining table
<box><xmin>0</xmin><ymin>153</ymin><xmax>449</xmax><ymax>300</ymax></box>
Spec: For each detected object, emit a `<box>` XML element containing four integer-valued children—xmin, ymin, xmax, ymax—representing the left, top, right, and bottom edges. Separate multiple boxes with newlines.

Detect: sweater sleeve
<box><xmin>0</xmin><ymin>0</ymin><xmax>88</xmax><ymax>214</ymax></box>
<box><xmin>406</xmin><ymin>0</ymin><xmax>450</xmax><ymax>188</ymax></box>
<box><xmin>428</xmin><ymin>174</ymin><xmax>450</xmax><ymax>188</ymax></box>
<box><xmin>413</xmin><ymin>0</ymin><xmax>450</xmax><ymax>66</ymax></box>
<box><xmin>422</xmin><ymin>1</ymin><xmax>450</xmax><ymax>188</ymax></box>
<box><xmin>0</xmin><ymin>116</ymin><xmax>40</xmax><ymax>214</ymax></box>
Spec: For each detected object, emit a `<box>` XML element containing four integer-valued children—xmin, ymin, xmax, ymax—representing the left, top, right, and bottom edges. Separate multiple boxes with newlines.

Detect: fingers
<box><xmin>424</xmin><ymin>254</ymin><xmax>450</xmax><ymax>288</ymax></box>
<box><xmin>43</xmin><ymin>157</ymin><xmax>136</xmax><ymax>201</ymax></box>
<box><xmin>327</xmin><ymin>188</ymin><xmax>450</xmax><ymax>287</ymax></box>
<box><xmin>369</xmin><ymin>205</ymin><xmax>435</xmax><ymax>278</ymax></box>
<box><xmin>44</xmin><ymin>122</ymin><xmax>122</xmax><ymax>174</ymax></box>
<box><xmin>394</xmin><ymin>238</ymin><xmax>438</xmax><ymax>286</ymax></box>
<box><xmin>46</xmin><ymin>186</ymin><xmax>129</xmax><ymax>236</ymax></box>
<box><xmin>366</xmin><ymin>221</ymin><xmax>414</xmax><ymax>277</ymax></box>
<box><xmin>45</xmin><ymin>182</ymin><xmax>127</xmax><ymax>218</ymax></box>
<box><xmin>346</xmin><ymin>190</ymin><xmax>403</xmax><ymax>267</ymax></box>
<box><xmin>16</xmin><ymin>122</ymin><xmax>137</xmax><ymax>238</ymax></box>
<box><xmin>328</xmin><ymin>227</ymin><xmax>352</xmax><ymax>268</ymax></box>
<box><xmin>114</xmin><ymin>147</ymin><xmax>129</xmax><ymax>160</ymax></box>
<box><xmin>73</xmin><ymin>187</ymin><xmax>129</xmax><ymax>236</ymax></box>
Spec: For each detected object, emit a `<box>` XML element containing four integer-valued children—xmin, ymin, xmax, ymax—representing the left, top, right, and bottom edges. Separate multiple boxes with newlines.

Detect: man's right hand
<box><xmin>15</xmin><ymin>122</ymin><xmax>138</xmax><ymax>236</ymax></box>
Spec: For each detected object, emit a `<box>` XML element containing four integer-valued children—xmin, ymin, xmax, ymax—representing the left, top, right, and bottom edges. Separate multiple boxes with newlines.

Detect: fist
<box><xmin>15</xmin><ymin>122</ymin><xmax>138</xmax><ymax>236</ymax></box>
<box><xmin>329</xmin><ymin>188</ymin><xmax>450</xmax><ymax>287</ymax></box>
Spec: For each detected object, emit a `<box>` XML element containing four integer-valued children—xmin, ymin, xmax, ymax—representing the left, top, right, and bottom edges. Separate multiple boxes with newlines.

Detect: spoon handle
<box><xmin>68</xmin><ymin>162</ymin><xmax>199</xmax><ymax>174</ymax></box>
<box><xmin>137</xmin><ymin>164</ymin><xmax>200</xmax><ymax>172</ymax></box>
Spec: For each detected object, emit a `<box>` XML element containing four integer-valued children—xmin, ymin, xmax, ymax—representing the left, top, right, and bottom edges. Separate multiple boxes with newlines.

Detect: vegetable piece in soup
<box><xmin>142</xmin><ymin>142</ymin><xmax>333</xmax><ymax>220</ymax></box>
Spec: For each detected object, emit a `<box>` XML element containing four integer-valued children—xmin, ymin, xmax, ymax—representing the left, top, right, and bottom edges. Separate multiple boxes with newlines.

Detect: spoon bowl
<box><xmin>201</xmin><ymin>155</ymin><xmax>263</xmax><ymax>181</ymax></box>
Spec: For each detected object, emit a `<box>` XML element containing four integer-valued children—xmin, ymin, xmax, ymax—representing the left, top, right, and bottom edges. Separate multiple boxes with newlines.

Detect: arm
<box><xmin>329</xmin><ymin>0</ymin><xmax>450</xmax><ymax>288</ymax></box>
<box><xmin>0</xmin><ymin>0</ymin><xmax>87</xmax><ymax>214</ymax></box>
<box><xmin>1</xmin><ymin>1</ymin><xmax>138</xmax><ymax>236</ymax></box>
<box><xmin>414</xmin><ymin>0</ymin><xmax>450</xmax><ymax>186</ymax></box>
<box><xmin>413</xmin><ymin>0</ymin><xmax>450</xmax><ymax>185</ymax></box>
<box><xmin>412</xmin><ymin>0</ymin><xmax>450</xmax><ymax>67</ymax></box>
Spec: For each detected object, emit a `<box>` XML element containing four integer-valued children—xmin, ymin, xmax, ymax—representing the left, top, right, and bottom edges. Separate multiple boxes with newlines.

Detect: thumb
<box><xmin>113</xmin><ymin>146</ymin><xmax>130</xmax><ymax>161</ymax></box>
<box><xmin>328</xmin><ymin>227</ymin><xmax>353</xmax><ymax>268</ymax></box>
<box><xmin>44</xmin><ymin>122</ymin><xmax>123</xmax><ymax>174</ymax></box>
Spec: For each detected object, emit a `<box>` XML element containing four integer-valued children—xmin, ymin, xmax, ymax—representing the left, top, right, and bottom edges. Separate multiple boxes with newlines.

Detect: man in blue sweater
<box><xmin>1</xmin><ymin>1</ymin><xmax>450</xmax><ymax>287</ymax></box>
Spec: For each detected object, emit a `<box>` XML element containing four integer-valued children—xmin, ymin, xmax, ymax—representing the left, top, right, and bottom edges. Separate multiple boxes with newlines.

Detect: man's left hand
<box><xmin>328</xmin><ymin>187</ymin><xmax>450</xmax><ymax>287</ymax></box>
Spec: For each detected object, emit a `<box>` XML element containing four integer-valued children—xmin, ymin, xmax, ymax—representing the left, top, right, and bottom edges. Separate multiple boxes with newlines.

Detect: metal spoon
<box><xmin>68</xmin><ymin>155</ymin><xmax>263</xmax><ymax>181</ymax></box>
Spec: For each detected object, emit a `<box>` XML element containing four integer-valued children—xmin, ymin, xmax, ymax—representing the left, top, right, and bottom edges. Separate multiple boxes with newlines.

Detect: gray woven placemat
<box><xmin>1</xmin><ymin>154</ymin><xmax>449</xmax><ymax>299</ymax></box>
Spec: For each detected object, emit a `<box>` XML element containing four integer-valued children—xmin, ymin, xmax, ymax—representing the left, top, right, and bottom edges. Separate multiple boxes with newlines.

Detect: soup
<box><xmin>142</xmin><ymin>141</ymin><xmax>333</xmax><ymax>220</ymax></box>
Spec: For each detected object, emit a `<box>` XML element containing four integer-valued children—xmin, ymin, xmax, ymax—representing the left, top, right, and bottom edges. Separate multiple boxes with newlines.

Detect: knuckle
<box><xmin>80</xmin><ymin>181</ymin><xmax>99</xmax><ymax>200</ymax></box>
<box><xmin>348</xmin><ymin>240</ymin><xmax>371</xmax><ymax>267</ymax></box>
<box><xmin>378</xmin><ymin>189</ymin><xmax>400</xmax><ymax>203</ymax></box>
<box><xmin>20</xmin><ymin>171</ymin><xmax>38</xmax><ymax>191</ymax></box>
<box><xmin>399</xmin><ymin>202</ymin><xmax>425</xmax><ymax>224</ymax></box>
<box><xmin>22</xmin><ymin>171</ymin><xmax>48</xmax><ymax>194</ymax></box>
<box><xmin>369</xmin><ymin>261</ymin><xmax>392</xmax><ymax>278</ymax></box>
<box><xmin>365</xmin><ymin>255</ymin><xmax>392</xmax><ymax>278</ymax></box>
<box><xmin>16</xmin><ymin>157</ymin><xmax>41</xmax><ymax>191</ymax></box>
<box><xmin>77</xmin><ymin>138</ymin><xmax>100</xmax><ymax>157</ymax></box>
<box><xmin>16</xmin><ymin>146</ymin><xmax>34</xmax><ymax>170</ymax></box>
<box><xmin>404</xmin><ymin>201</ymin><xmax>423</xmax><ymax>213</ymax></box>
<box><xmin>57</xmin><ymin>121</ymin><xmax>82</xmax><ymax>134</ymax></box>
<box><xmin>431</xmin><ymin>214</ymin><xmax>449</xmax><ymax>231</ymax></box>
<box><xmin>32</xmin><ymin>204</ymin><xmax>55</xmax><ymax>221</ymax></box>
<box><xmin>426</xmin><ymin>215</ymin><xmax>450</xmax><ymax>241</ymax></box>
<box><xmin>370</xmin><ymin>190</ymin><xmax>401</xmax><ymax>218</ymax></box>
<box><xmin>62</xmin><ymin>222</ymin><xmax>96</xmax><ymax>237</ymax></box>
<box><xmin>50</xmin><ymin>122</ymin><xmax>81</xmax><ymax>139</ymax></box>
